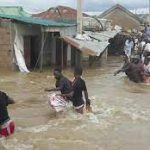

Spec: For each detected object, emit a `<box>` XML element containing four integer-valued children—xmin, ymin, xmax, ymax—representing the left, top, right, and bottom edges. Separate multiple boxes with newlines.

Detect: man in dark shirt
<box><xmin>72</xmin><ymin>67</ymin><xmax>91</xmax><ymax>114</ymax></box>
<box><xmin>0</xmin><ymin>91</ymin><xmax>15</xmax><ymax>137</ymax></box>
<box><xmin>45</xmin><ymin>68</ymin><xmax>72</xmax><ymax>99</ymax></box>
<box><xmin>45</xmin><ymin>68</ymin><xmax>73</xmax><ymax>114</ymax></box>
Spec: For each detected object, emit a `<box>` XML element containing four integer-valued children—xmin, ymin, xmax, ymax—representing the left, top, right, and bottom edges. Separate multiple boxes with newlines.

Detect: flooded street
<box><xmin>1</xmin><ymin>56</ymin><xmax>150</xmax><ymax>150</ymax></box>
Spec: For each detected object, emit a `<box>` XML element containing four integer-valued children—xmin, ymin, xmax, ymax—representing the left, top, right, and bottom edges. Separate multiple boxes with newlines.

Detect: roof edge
<box><xmin>99</xmin><ymin>4</ymin><xmax>142</xmax><ymax>23</ymax></box>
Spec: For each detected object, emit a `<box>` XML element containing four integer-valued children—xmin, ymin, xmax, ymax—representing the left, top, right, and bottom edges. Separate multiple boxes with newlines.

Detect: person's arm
<box><xmin>84</xmin><ymin>90</ymin><xmax>90</xmax><ymax>105</ymax></box>
<box><xmin>44</xmin><ymin>87</ymin><xmax>61</xmax><ymax>92</ymax></box>
<box><xmin>114</xmin><ymin>69</ymin><xmax>123</xmax><ymax>76</ymax></box>
<box><xmin>82</xmin><ymin>81</ymin><xmax>89</xmax><ymax>102</ymax></box>
<box><xmin>2</xmin><ymin>92</ymin><xmax>15</xmax><ymax>105</ymax></box>
<box><xmin>114</xmin><ymin>67</ymin><xmax>125</xmax><ymax>76</ymax></box>
<box><xmin>7</xmin><ymin>97</ymin><xmax>15</xmax><ymax>104</ymax></box>
<box><xmin>84</xmin><ymin>90</ymin><xmax>92</xmax><ymax>112</ymax></box>
<box><xmin>61</xmin><ymin>91</ymin><xmax>74</xmax><ymax>98</ymax></box>
<box><xmin>82</xmin><ymin>80</ymin><xmax>92</xmax><ymax>112</ymax></box>
<box><xmin>114</xmin><ymin>62</ymin><xmax>129</xmax><ymax>76</ymax></box>
<box><xmin>45</xmin><ymin>78</ymin><xmax>65</xmax><ymax>92</ymax></box>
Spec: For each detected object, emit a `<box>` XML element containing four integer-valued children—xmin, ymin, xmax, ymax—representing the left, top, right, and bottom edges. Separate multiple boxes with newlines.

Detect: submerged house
<box><xmin>99</xmin><ymin>4</ymin><xmax>142</xmax><ymax>31</ymax></box>
<box><xmin>0</xmin><ymin>6</ymin><xmax>118</xmax><ymax>72</ymax></box>
<box><xmin>33</xmin><ymin>6</ymin><xmax>114</xmax><ymax>67</ymax></box>
<box><xmin>0</xmin><ymin>7</ymin><xmax>76</xmax><ymax>72</ymax></box>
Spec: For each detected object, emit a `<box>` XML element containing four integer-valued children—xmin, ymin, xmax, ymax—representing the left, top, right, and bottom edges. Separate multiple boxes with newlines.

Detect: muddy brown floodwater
<box><xmin>0</xmin><ymin>56</ymin><xmax>150</xmax><ymax>150</ymax></box>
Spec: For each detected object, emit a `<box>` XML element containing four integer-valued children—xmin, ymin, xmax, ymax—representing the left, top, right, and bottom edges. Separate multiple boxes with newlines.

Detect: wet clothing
<box><xmin>55</xmin><ymin>76</ymin><xmax>72</xmax><ymax>100</ymax></box>
<box><xmin>144</xmin><ymin>63</ymin><xmax>150</xmax><ymax>83</ymax></box>
<box><xmin>117</xmin><ymin>62</ymin><xmax>144</xmax><ymax>83</ymax></box>
<box><xmin>0</xmin><ymin>91</ymin><xmax>15</xmax><ymax>137</ymax></box>
<box><xmin>72</xmin><ymin>77</ymin><xmax>87</xmax><ymax>107</ymax></box>
<box><xmin>0</xmin><ymin>120</ymin><xmax>15</xmax><ymax>137</ymax></box>
<box><xmin>0</xmin><ymin>91</ymin><xmax>10</xmax><ymax>126</ymax></box>
<box><xmin>124</xmin><ymin>62</ymin><xmax>144</xmax><ymax>83</ymax></box>
<box><xmin>144</xmin><ymin>63</ymin><xmax>150</xmax><ymax>75</ymax></box>
<box><xmin>48</xmin><ymin>93</ymin><xmax>68</xmax><ymax>112</ymax></box>
<box><xmin>124</xmin><ymin>40</ymin><xmax>134</xmax><ymax>58</ymax></box>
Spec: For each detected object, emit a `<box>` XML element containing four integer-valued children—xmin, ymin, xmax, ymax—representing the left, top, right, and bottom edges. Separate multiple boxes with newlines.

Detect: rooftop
<box><xmin>0</xmin><ymin>6</ymin><xmax>30</xmax><ymax>17</ymax></box>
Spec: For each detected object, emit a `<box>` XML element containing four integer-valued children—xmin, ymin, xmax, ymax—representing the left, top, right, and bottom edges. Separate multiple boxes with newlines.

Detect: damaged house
<box><xmin>98</xmin><ymin>4</ymin><xmax>142</xmax><ymax>31</ymax></box>
<box><xmin>0</xmin><ymin>6</ymin><xmax>121</xmax><ymax>72</ymax></box>
<box><xmin>33</xmin><ymin>5</ymin><xmax>119</xmax><ymax>67</ymax></box>
<box><xmin>0</xmin><ymin>6</ymin><xmax>76</xmax><ymax>72</ymax></box>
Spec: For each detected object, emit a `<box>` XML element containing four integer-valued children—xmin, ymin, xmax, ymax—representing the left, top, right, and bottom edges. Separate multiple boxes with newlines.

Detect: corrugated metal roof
<box><xmin>63</xmin><ymin>36</ymin><xmax>109</xmax><ymax>56</ymax></box>
<box><xmin>0</xmin><ymin>6</ymin><xmax>30</xmax><ymax>17</ymax></box>
<box><xmin>84</xmin><ymin>30</ymin><xmax>120</xmax><ymax>41</ymax></box>
<box><xmin>33</xmin><ymin>5</ymin><xmax>89</xmax><ymax>21</ymax></box>
<box><xmin>63</xmin><ymin>30</ymin><xmax>120</xmax><ymax>56</ymax></box>
<box><xmin>0</xmin><ymin>14</ymin><xmax>76</xmax><ymax>27</ymax></box>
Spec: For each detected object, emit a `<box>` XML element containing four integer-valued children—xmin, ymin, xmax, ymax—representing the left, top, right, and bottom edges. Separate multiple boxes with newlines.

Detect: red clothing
<box><xmin>0</xmin><ymin>120</ymin><xmax>15</xmax><ymax>137</ymax></box>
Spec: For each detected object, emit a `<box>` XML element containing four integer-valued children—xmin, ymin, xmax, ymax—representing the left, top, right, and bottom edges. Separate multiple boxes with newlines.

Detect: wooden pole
<box><xmin>77</xmin><ymin>0</ymin><xmax>83</xmax><ymax>34</ymax></box>
<box><xmin>61</xmin><ymin>39</ymin><xmax>64</xmax><ymax>69</ymax></box>
<box><xmin>9</xmin><ymin>21</ymin><xmax>15</xmax><ymax>70</ymax></box>
<box><xmin>40</xmin><ymin>27</ymin><xmax>44</xmax><ymax>72</ymax></box>
<box><xmin>149</xmin><ymin>0</ymin><xmax>150</xmax><ymax>15</ymax></box>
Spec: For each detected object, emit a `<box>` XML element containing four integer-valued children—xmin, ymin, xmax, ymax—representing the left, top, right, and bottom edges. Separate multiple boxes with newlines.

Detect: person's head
<box><xmin>53</xmin><ymin>67</ymin><xmax>62</xmax><ymax>80</ymax></box>
<box><xmin>74</xmin><ymin>66</ymin><xmax>83</xmax><ymax>77</ymax></box>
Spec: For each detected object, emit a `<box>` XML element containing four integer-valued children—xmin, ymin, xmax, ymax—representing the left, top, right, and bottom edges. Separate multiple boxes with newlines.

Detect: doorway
<box><xmin>55</xmin><ymin>38</ymin><xmax>67</xmax><ymax>68</ymax></box>
<box><xmin>24</xmin><ymin>36</ymin><xmax>39</xmax><ymax>69</ymax></box>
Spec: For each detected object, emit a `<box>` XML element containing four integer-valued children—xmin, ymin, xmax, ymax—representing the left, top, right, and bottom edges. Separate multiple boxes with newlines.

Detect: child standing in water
<box><xmin>72</xmin><ymin>67</ymin><xmax>92</xmax><ymax>114</ymax></box>
<box><xmin>0</xmin><ymin>91</ymin><xmax>15</xmax><ymax>138</ymax></box>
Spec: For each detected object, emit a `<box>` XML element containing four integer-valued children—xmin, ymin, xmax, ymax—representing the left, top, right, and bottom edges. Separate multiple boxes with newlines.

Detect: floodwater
<box><xmin>0</xmin><ymin>56</ymin><xmax>150</xmax><ymax>150</ymax></box>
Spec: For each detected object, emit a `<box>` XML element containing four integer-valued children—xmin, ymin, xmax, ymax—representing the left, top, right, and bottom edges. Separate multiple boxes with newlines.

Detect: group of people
<box><xmin>45</xmin><ymin>67</ymin><xmax>92</xmax><ymax>115</ymax></box>
<box><xmin>0</xmin><ymin>67</ymin><xmax>92</xmax><ymax>138</ymax></box>
<box><xmin>114</xmin><ymin>25</ymin><xmax>150</xmax><ymax>83</ymax></box>
<box><xmin>2</xmin><ymin>25</ymin><xmax>150</xmax><ymax>138</ymax></box>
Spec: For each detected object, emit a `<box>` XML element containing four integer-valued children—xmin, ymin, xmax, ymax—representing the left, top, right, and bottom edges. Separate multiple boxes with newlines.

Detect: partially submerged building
<box><xmin>33</xmin><ymin>5</ymin><xmax>114</xmax><ymax>67</ymax></box>
<box><xmin>0</xmin><ymin>7</ymin><xmax>76</xmax><ymax>72</ymax></box>
<box><xmin>99</xmin><ymin>4</ymin><xmax>142</xmax><ymax>31</ymax></box>
<box><xmin>0</xmin><ymin>6</ymin><xmax>120</xmax><ymax>72</ymax></box>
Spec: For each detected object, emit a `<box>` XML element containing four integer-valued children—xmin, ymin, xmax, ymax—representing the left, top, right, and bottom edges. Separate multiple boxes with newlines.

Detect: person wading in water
<box><xmin>45</xmin><ymin>68</ymin><xmax>73</xmax><ymax>116</ymax></box>
<box><xmin>0</xmin><ymin>91</ymin><xmax>15</xmax><ymax>138</ymax></box>
<box><xmin>71</xmin><ymin>67</ymin><xmax>92</xmax><ymax>114</ymax></box>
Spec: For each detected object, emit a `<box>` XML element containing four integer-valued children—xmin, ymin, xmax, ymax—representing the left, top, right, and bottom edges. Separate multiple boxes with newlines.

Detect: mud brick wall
<box><xmin>0</xmin><ymin>27</ymin><xmax>12</xmax><ymax>70</ymax></box>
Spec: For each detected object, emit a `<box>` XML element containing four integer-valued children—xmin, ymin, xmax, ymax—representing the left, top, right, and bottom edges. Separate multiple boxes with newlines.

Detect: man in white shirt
<box><xmin>144</xmin><ymin>40</ymin><xmax>150</xmax><ymax>52</ymax></box>
<box><xmin>124</xmin><ymin>37</ymin><xmax>134</xmax><ymax>59</ymax></box>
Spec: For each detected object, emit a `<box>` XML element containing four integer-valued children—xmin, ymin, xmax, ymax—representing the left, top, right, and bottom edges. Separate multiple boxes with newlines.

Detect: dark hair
<box><xmin>54</xmin><ymin>67</ymin><xmax>62</xmax><ymax>73</ymax></box>
<box><xmin>74</xmin><ymin>67</ymin><xmax>83</xmax><ymax>76</ymax></box>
